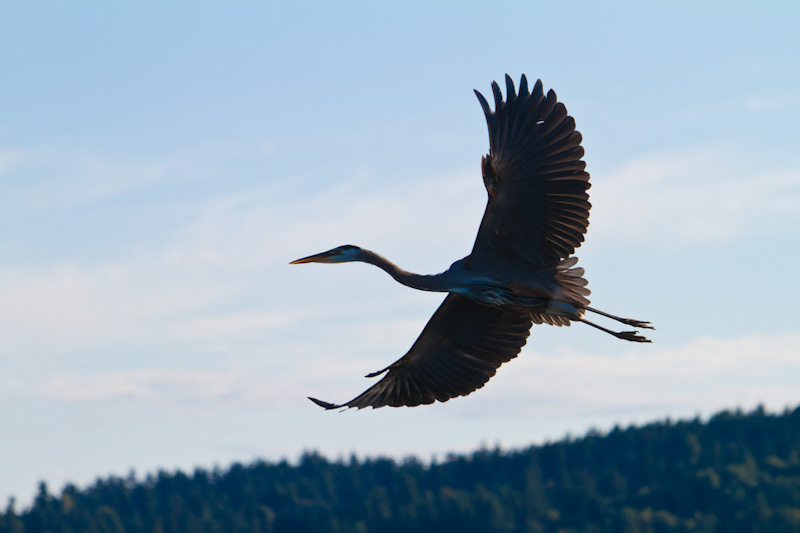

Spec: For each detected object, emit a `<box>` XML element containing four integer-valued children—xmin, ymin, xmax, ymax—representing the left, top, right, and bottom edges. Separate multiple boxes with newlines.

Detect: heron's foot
<box><xmin>621</xmin><ymin>318</ymin><xmax>654</xmax><ymax>330</ymax></box>
<box><xmin>615</xmin><ymin>330</ymin><xmax>652</xmax><ymax>343</ymax></box>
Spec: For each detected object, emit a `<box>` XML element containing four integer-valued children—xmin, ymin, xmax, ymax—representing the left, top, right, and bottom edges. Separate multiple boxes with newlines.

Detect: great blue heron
<box><xmin>291</xmin><ymin>74</ymin><xmax>653</xmax><ymax>410</ymax></box>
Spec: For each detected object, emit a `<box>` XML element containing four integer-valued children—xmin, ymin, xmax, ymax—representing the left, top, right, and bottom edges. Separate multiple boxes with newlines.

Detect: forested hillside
<box><xmin>2</xmin><ymin>405</ymin><xmax>800</xmax><ymax>532</ymax></box>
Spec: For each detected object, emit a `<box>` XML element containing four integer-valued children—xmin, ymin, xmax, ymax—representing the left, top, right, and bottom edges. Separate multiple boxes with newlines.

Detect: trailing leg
<box><xmin>578</xmin><ymin>317</ymin><xmax>652</xmax><ymax>343</ymax></box>
<box><xmin>585</xmin><ymin>306</ymin><xmax>653</xmax><ymax>330</ymax></box>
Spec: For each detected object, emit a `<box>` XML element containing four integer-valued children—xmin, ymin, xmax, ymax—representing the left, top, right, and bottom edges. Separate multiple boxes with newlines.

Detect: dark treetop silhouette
<box><xmin>291</xmin><ymin>75</ymin><xmax>653</xmax><ymax>410</ymax></box>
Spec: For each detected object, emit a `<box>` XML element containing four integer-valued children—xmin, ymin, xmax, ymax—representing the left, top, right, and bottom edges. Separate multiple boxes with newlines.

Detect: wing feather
<box><xmin>470</xmin><ymin>75</ymin><xmax>591</xmax><ymax>270</ymax></box>
<box><xmin>309</xmin><ymin>294</ymin><xmax>532</xmax><ymax>409</ymax></box>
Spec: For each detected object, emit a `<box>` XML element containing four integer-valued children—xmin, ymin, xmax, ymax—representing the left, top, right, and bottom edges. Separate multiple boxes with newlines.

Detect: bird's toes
<box><xmin>617</xmin><ymin>331</ymin><xmax>652</xmax><ymax>343</ymax></box>
<box><xmin>625</xmin><ymin>319</ymin><xmax>654</xmax><ymax>329</ymax></box>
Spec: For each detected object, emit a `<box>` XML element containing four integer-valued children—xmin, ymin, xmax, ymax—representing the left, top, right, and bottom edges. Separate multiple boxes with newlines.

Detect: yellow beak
<box><xmin>289</xmin><ymin>250</ymin><xmax>336</xmax><ymax>264</ymax></box>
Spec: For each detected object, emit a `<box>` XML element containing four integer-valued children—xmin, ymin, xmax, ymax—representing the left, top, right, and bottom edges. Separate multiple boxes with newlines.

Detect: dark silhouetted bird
<box><xmin>291</xmin><ymin>75</ymin><xmax>653</xmax><ymax>409</ymax></box>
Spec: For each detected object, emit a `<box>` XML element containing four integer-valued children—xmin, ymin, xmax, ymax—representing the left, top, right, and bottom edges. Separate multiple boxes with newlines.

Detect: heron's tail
<box><xmin>553</xmin><ymin>256</ymin><xmax>590</xmax><ymax>306</ymax></box>
<box><xmin>530</xmin><ymin>256</ymin><xmax>590</xmax><ymax>327</ymax></box>
<box><xmin>537</xmin><ymin>257</ymin><xmax>653</xmax><ymax>342</ymax></box>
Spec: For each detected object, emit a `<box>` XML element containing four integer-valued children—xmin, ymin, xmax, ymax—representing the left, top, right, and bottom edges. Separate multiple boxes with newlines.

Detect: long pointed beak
<box><xmin>289</xmin><ymin>250</ymin><xmax>336</xmax><ymax>264</ymax></box>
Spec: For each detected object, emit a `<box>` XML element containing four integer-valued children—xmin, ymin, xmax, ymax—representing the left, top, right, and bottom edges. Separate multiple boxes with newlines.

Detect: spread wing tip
<box><xmin>365</xmin><ymin>366</ymin><xmax>390</xmax><ymax>378</ymax></box>
<box><xmin>308</xmin><ymin>396</ymin><xmax>345</xmax><ymax>410</ymax></box>
<box><xmin>474</xmin><ymin>89</ymin><xmax>491</xmax><ymax>118</ymax></box>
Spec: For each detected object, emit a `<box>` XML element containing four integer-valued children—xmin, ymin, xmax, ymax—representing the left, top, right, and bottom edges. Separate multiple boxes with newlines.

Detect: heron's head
<box><xmin>290</xmin><ymin>245</ymin><xmax>364</xmax><ymax>265</ymax></box>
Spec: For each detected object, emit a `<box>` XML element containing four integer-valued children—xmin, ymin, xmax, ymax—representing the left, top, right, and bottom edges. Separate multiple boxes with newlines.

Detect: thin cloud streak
<box><xmin>10</xmin><ymin>334</ymin><xmax>797</xmax><ymax>422</ymax></box>
<box><xmin>466</xmin><ymin>333</ymin><xmax>800</xmax><ymax>420</ymax></box>
<box><xmin>0</xmin><ymin>142</ymin><xmax>275</xmax><ymax>210</ymax></box>
<box><xmin>741</xmin><ymin>92</ymin><xmax>800</xmax><ymax>114</ymax></box>
<box><xmin>590</xmin><ymin>147</ymin><xmax>800</xmax><ymax>246</ymax></box>
<box><xmin>169</xmin><ymin>312</ymin><xmax>302</xmax><ymax>340</ymax></box>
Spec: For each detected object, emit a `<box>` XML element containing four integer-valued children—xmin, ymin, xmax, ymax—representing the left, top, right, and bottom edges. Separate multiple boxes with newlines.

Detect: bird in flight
<box><xmin>291</xmin><ymin>74</ymin><xmax>653</xmax><ymax>410</ymax></box>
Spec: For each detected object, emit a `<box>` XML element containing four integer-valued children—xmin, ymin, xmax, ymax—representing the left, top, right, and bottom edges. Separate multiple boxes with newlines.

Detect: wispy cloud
<box><xmin>0</xmin><ymin>141</ymin><xmax>274</xmax><ymax>210</ymax></box>
<box><xmin>0</xmin><ymin>147</ymin><xmax>26</xmax><ymax>174</ymax></box>
<box><xmin>463</xmin><ymin>333</ymin><xmax>800</xmax><ymax>421</ymax></box>
<box><xmin>741</xmin><ymin>92</ymin><xmax>800</xmax><ymax>114</ymax></box>
<box><xmin>0</xmin><ymin>259</ymin><xmax>240</xmax><ymax>358</ymax></box>
<box><xmin>589</xmin><ymin>147</ymin><xmax>800</xmax><ymax>246</ymax></box>
<box><xmin>10</xmin><ymin>333</ymin><xmax>798</xmax><ymax>429</ymax></box>
<box><xmin>169</xmin><ymin>312</ymin><xmax>301</xmax><ymax>340</ymax></box>
<box><xmin>28</xmin><ymin>370</ymin><xmax>251</xmax><ymax>402</ymax></box>
<box><xmin>11</xmin><ymin>365</ymin><xmax>331</xmax><ymax>410</ymax></box>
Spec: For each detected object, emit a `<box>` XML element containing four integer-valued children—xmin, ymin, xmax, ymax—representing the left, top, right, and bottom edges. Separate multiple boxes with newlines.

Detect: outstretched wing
<box><xmin>309</xmin><ymin>294</ymin><xmax>532</xmax><ymax>409</ymax></box>
<box><xmin>470</xmin><ymin>74</ymin><xmax>591</xmax><ymax>272</ymax></box>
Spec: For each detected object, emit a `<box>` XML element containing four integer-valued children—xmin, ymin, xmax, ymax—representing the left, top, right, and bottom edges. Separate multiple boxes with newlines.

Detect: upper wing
<box><xmin>309</xmin><ymin>294</ymin><xmax>532</xmax><ymax>409</ymax></box>
<box><xmin>469</xmin><ymin>75</ymin><xmax>591</xmax><ymax>272</ymax></box>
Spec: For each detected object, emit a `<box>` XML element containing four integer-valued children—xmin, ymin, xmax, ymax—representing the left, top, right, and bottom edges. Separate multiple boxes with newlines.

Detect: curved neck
<box><xmin>358</xmin><ymin>249</ymin><xmax>449</xmax><ymax>292</ymax></box>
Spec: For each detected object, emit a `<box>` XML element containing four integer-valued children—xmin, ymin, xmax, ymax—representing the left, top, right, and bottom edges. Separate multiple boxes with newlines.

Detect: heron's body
<box><xmin>291</xmin><ymin>75</ymin><xmax>653</xmax><ymax>410</ymax></box>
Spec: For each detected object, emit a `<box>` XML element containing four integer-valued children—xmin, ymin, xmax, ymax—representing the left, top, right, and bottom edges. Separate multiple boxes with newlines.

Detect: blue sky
<box><xmin>2</xmin><ymin>2</ymin><xmax>799</xmax><ymax>505</ymax></box>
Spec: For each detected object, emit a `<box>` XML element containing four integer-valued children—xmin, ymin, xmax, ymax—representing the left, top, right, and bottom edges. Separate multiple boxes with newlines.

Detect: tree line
<box><xmin>2</xmin><ymin>405</ymin><xmax>799</xmax><ymax>532</ymax></box>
